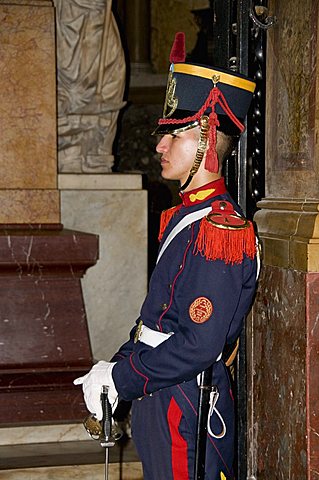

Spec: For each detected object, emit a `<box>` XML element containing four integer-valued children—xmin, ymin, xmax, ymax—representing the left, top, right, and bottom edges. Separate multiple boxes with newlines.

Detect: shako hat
<box><xmin>153</xmin><ymin>33</ymin><xmax>256</xmax><ymax>174</ymax></box>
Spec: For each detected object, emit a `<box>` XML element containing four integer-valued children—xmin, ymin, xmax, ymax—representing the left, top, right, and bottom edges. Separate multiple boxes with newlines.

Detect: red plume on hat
<box><xmin>169</xmin><ymin>32</ymin><xmax>186</xmax><ymax>63</ymax></box>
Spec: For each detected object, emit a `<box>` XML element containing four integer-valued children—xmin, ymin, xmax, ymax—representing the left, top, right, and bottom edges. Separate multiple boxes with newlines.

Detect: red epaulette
<box><xmin>194</xmin><ymin>200</ymin><xmax>257</xmax><ymax>264</ymax></box>
<box><xmin>158</xmin><ymin>204</ymin><xmax>182</xmax><ymax>242</ymax></box>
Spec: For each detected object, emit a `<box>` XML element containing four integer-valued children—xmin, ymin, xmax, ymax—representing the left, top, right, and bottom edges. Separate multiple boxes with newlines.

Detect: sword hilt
<box><xmin>100</xmin><ymin>385</ymin><xmax>115</xmax><ymax>448</ymax></box>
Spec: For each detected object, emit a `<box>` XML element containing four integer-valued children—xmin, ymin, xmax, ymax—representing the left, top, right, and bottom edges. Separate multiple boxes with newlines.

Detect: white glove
<box><xmin>73</xmin><ymin>361</ymin><xmax>118</xmax><ymax>421</ymax></box>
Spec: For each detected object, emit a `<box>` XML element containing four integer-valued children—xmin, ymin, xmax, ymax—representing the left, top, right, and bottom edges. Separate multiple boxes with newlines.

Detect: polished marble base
<box><xmin>0</xmin><ymin>228</ymin><xmax>98</xmax><ymax>425</ymax></box>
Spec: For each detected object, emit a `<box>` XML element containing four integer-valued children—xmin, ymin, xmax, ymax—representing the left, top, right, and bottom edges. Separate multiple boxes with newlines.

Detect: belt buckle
<box><xmin>134</xmin><ymin>320</ymin><xmax>143</xmax><ymax>343</ymax></box>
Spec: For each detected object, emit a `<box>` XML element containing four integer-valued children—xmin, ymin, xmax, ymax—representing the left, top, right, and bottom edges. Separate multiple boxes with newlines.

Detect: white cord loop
<box><xmin>207</xmin><ymin>387</ymin><xmax>227</xmax><ymax>439</ymax></box>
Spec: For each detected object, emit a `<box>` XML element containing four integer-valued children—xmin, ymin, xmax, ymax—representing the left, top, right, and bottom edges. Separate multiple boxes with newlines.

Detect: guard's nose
<box><xmin>156</xmin><ymin>135</ymin><xmax>170</xmax><ymax>153</ymax></box>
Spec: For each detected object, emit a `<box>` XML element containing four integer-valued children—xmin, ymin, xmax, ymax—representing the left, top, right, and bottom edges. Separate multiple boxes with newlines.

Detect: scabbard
<box><xmin>194</xmin><ymin>365</ymin><xmax>213</xmax><ymax>480</ymax></box>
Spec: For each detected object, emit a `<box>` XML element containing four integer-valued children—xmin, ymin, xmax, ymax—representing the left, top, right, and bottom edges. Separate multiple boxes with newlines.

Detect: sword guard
<box><xmin>83</xmin><ymin>413</ymin><xmax>122</xmax><ymax>443</ymax></box>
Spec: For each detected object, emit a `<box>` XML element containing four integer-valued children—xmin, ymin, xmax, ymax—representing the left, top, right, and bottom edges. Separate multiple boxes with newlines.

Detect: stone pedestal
<box><xmin>0</xmin><ymin>1</ymin><xmax>98</xmax><ymax>426</ymax></box>
<box><xmin>248</xmin><ymin>0</ymin><xmax>319</xmax><ymax>478</ymax></box>
<box><xmin>59</xmin><ymin>173</ymin><xmax>148</xmax><ymax>361</ymax></box>
<box><xmin>0</xmin><ymin>228</ymin><xmax>98</xmax><ymax>424</ymax></box>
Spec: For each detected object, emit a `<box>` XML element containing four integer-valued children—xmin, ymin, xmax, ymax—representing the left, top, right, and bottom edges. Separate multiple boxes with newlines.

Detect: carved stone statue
<box><xmin>54</xmin><ymin>0</ymin><xmax>126</xmax><ymax>172</ymax></box>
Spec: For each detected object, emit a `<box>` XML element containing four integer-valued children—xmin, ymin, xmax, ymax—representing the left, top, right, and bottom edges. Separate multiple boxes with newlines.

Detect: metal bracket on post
<box><xmin>249</xmin><ymin>3</ymin><xmax>277</xmax><ymax>30</ymax></box>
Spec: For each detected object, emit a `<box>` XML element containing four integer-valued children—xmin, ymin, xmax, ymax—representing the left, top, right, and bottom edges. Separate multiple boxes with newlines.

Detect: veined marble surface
<box><xmin>0</xmin><ymin>463</ymin><xmax>143</xmax><ymax>480</ymax></box>
<box><xmin>0</xmin><ymin>423</ymin><xmax>88</xmax><ymax>446</ymax></box>
<box><xmin>60</xmin><ymin>174</ymin><xmax>148</xmax><ymax>360</ymax></box>
<box><xmin>0</xmin><ymin>175</ymin><xmax>147</xmax><ymax>450</ymax></box>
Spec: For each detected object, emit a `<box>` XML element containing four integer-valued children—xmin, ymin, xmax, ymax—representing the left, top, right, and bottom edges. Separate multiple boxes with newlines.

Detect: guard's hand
<box><xmin>74</xmin><ymin>361</ymin><xmax>118</xmax><ymax>421</ymax></box>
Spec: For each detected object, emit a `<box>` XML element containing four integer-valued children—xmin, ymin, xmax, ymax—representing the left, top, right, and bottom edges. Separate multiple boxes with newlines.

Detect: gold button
<box><xmin>161</xmin><ymin>303</ymin><xmax>168</xmax><ymax>310</ymax></box>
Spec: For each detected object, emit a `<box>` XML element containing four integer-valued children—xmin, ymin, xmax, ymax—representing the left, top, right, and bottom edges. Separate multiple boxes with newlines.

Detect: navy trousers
<box><xmin>131</xmin><ymin>364</ymin><xmax>235</xmax><ymax>480</ymax></box>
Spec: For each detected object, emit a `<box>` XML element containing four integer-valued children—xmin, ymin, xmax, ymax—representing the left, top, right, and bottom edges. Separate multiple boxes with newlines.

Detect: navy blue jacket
<box><xmin>112</xmin><ymin>177</ymin><xmax>257</xmax><ymax>401</ymax></box>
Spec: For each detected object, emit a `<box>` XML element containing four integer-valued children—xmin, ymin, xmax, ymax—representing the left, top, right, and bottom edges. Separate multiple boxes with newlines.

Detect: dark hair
<box><xmin>216</xmin><ymin>131</ymin><xmax>238</xmax><ymax>163</ymax></box>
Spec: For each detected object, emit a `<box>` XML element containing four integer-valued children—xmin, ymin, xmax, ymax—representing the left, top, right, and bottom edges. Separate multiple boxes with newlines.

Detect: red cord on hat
<box><xmin>159</xmin><ymin>86</ymin><xmax>245</xmax><ymax>173</ymax></box>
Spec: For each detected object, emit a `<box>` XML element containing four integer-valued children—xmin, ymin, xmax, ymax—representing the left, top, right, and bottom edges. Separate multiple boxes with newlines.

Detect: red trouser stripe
<box><xmin>167</xmin><ymin>396</ymin><xmax>189</xmax><ymax>479</ymax></box>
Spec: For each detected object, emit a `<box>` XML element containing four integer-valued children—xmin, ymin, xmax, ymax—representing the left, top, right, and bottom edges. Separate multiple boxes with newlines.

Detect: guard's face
<box><xmin>156</xmin><ymin>128</ymin><xmax>200</xmax><ymax>185</ymax></box>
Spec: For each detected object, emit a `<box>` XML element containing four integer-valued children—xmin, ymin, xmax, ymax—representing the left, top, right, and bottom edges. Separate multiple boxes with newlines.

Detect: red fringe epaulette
<box><xmin>158</xmin><ymin>205</ymin><xmax>182</xmax><ymax>242</ymax></box>
<box><xmin>194</xmin><ymin>200</ymin><xmax>257</xmax><ymax>264</ymax></box>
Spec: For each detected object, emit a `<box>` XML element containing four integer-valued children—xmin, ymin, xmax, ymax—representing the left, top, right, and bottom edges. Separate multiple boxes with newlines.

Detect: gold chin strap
<box><xmin>179</xmin><ymin>115</ymin><xmax>210</xmax><ymax>192</ymax></box>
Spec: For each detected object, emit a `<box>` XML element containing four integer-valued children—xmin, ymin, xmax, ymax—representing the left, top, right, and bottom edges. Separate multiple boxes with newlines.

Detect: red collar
<box><xmin>180</xmin><ymin>177</ymin><xmax>227</xmax><ymax>207</ymax></box>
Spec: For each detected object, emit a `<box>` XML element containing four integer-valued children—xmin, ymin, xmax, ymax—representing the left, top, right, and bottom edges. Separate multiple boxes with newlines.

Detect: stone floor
<box><xmin>0</xmin><ymin>463</ymin><xmax>143</xmax><ymax>480</ymax></box>
<box><xmin>0</xmin><ymin>434</ymin><xmax>143</xmax><ymax>479</ymax></box>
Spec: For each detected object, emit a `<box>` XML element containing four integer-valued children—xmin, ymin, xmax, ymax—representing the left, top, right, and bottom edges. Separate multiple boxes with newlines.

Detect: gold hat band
<box><xmin>173</xmin><ymin>64</ymin><xmax>256</xmax><ymax>93</ymax></box>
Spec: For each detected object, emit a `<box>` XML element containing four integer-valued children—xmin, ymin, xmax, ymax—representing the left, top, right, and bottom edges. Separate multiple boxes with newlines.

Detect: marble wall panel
<box><xmin>0</xmin><ymin>3</ymin><xmax>57</xmax><ymax>189</ymax></box>
<box><xmin>60</xmin><ymin>180</ymin><xmax>148</xmax><ymax>361</ymax></box>
<box><xmin>0</xmin><ymin>190</ymin><xmax>60</xmax><ymax>224</ymax></box>
<box><xmin>266</xmin><ymin>0</ymin><xmax>319</xmax><ymax>199</ymax></box>
<box><xmin>306</xmin><ymin>273</ymin><xmax>319</xmax><ymax>478</ymax></box>
<box><xmin>248</xmin><ymin>265</ymin><xmax>307</xmax><ymax>479</ymax></box>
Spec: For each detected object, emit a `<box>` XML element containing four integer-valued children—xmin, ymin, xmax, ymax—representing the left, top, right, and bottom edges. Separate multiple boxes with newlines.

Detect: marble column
<box><xmin>0</xmin><ymin>0</ymin><xmax>98</xmax><ymax>424</ymax></box>
<box><xmin>0</xmin><ymin>0</ymin><xmax>59</xmax><ymax>224</ymax></box>
<box><xmin>125</xmin><ymin>0</ymin><xmax>151</xmax><ymax>73</ymax></box>
<box><xmin>248</xmin><ymin>0</ymin><xmax>319</xmax><ymax>478</ymax></box>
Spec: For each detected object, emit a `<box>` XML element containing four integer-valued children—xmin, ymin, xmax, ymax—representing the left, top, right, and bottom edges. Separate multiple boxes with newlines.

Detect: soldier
<box><xmin>74</xmin><ymin>33</ymin><xmax>258</xmax><ymax>479</ymax></box>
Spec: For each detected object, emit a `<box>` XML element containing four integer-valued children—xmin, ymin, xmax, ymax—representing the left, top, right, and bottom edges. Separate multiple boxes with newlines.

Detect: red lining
<box><xmin>177</xmin><ymin>384</ymin><xmax>233</xmax><ymax>477</ymax></box>
<box><xmin>167</xmin><ymin>397</ymin><xmax>189</xmax><ymax>479</ymax></box>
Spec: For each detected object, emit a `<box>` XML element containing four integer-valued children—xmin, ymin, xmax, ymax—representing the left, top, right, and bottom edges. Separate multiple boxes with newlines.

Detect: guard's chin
<box><xmin>160</xmin><ymin>169</ymin><xmax>170</xmax><ymax>180</ymax></box>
